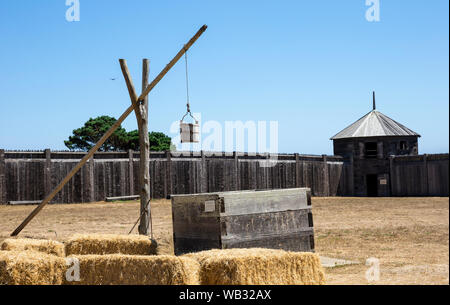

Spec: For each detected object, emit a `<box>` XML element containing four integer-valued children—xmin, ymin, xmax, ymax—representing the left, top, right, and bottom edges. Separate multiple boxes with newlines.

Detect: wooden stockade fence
<box><xmin>0</xmin><ymin>150</ymin><xmax>448</xmax><ymax>204</ymax></box>
<box><xmin>389</xmin><ymin>154</ymin><xmax>449</xmax><ymax>196</ymax></box>
<box><xmin>0</xmin><ymin>150</ymin><xmax>346</xmax><ymax>204</ymax></box>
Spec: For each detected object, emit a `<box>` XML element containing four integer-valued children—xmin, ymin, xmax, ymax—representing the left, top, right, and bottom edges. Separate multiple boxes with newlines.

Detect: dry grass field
<box><xmin>0</xmin><ymin>197</ymin><xmax>448</xmax><ymax>285</ymax></box>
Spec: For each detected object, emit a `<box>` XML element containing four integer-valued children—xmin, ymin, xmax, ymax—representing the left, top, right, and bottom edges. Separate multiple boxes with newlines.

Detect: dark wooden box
<box><xmin>171</xmin><ymin>188</ymin><xmax>314</xmax><ymax>255</ymax></box>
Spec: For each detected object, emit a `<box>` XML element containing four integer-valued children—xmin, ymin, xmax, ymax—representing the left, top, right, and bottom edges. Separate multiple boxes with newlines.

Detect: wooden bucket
<box><xmin>180</xmin><ymin>121</ymin><xmax>200</xmax><ymax>143</ymax></box>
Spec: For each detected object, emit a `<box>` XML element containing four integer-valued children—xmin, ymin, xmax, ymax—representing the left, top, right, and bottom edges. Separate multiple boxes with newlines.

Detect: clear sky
<box><xmin>0</xmin><ymin>0</ymin><xmax>448</xmax><ymax>155</ymax></box>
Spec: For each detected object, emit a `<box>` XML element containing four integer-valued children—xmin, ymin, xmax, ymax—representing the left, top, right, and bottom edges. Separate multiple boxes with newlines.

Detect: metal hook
<box><xmin>181</xmin><ymin>111</ymin><xmax>198</xmax><ymax>124</ymax></box>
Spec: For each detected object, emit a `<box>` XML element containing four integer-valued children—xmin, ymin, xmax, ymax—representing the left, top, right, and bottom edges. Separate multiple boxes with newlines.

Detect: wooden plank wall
<box><xmin>390</xmin><ymin>154</ymin><xmax>449</xmax><ymax>196</ymax></box>
<box><xmin>1</xmin><ymin>151</ymin><xmax>447</xmax><ymax>203</ymax></box>
<box><xmin>0</xmin><ymin>151</ymin><xmax>345</xmax><ymax>203</ymax></box>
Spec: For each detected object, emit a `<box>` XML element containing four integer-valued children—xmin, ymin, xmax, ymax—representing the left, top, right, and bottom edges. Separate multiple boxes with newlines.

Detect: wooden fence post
<box><xmin>322</xmin><ymin>155</ymin><xmax>330</xmax><ymax>196</ymax></box>
<box><xmin>201</xmin><ymin>151</ymin><xmax>208</xmax><ymax>193</ymax></box>
<box><xmin>424</xmin><ymin>154</ymin><xmax>429</xmax><ymax>195</ymax></box>
<box><xmin>389</xmin><ymin>156</ymin><xmax>395</xmax><ymax>196</ymax></box>
<box><xmin>234</xmin><ymin>151</ymin><xmax>240</xmax><ymax>191</ymax></box>
<box><xmin>302</xmin><ymin>160</ymin><xmax>308</xmax><ymax>189</ymax></box>
<box><xmin>128</xmin><ymin>150</ymin><xmax>134</xmax><ymax>195</ymax></box>
<box><xmin>295</xmin><ymin>153</ymin><xmax>300</xmax><ymax>187</ymax></box>
<box><xmin>349</xmin><ymin>154</ymin><xmax>355</xmax><ymax>196</ymax></box>
<box><xmin>87</xmin><ymin>155</ymin><xmax>95</xmax><ymax>202</ymax></box>
<box><xmin>165</xmin><ymin>150</ymin><xmax>172</xmax><ymax>198</ymax></box>
<box><xmin>44</xmin><ymin>149</ymin><xmax>52</xmax><ymax>198</ymax></box>
<box><xmin>0</xmin><ymin>149</ymin><xmax>5</xmax><ymax>204</ymax></box>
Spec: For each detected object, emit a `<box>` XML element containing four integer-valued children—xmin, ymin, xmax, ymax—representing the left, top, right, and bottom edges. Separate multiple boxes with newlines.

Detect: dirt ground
<box><xmin>0</xmin><ymin>197</ymin><xmax>448</xmax><ymax>285</ymax></box>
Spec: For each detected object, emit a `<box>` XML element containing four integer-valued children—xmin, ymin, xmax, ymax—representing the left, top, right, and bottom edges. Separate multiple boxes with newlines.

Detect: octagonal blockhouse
<box><xmin>331</xmin><ymin>93</ymin><xmax>420</xmax><ymax>196</ymax></box>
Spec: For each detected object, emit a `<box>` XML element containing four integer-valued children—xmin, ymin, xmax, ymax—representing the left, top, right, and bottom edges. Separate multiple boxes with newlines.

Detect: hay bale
<box><xmin>65</xmin><ymin>254</ymin><xmax>199</xmax><ymax>285</ymax></box>
<box><xmin>1</xmin><ymin>238</ymin><xmax>65</xmax><ymax>257</ymax></box>
<box><xmin>0</xmin><ymin>251</ymin><xmax>66</xmax><ymax>285</ymax></box>
<box><xmin>65</xmin><ymin>234</ymin><xmax>156</xmax><ymax>256</ymax></box>
<box><xmin>185</xmin><ymin>248</ymin><xmax>326</xmax><ymax>285</ymax></box>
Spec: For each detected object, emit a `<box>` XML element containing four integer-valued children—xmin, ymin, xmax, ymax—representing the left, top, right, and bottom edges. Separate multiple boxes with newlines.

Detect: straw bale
<box><xmin>185</xmin><ymin>248</ymin><xmax>326</xmax><ymax>285</ymax></box>
<box><xmin>0</xmin><ymin>250</ymin><xmax>66</xmax><ymax>285</ymax></box>
<box><xmin>65</xmin><ymin>234</ymin><xmax>156</xmax><ymax>256</ymax></box>
<box><xmin>1</xmin><ymin>238</ymin><xmax>65</xmax><ymax>257</ymax></box>
<box><xmin>65</xmin><ymin>254</ymin><xmax>199</xmax><ymax>285</ymax></box>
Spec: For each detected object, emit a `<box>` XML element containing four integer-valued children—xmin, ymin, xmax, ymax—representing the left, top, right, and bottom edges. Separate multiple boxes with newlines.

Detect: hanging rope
<box><xmin>181</xmin><ymin>47</ymin><xmax>197</xmax><ymax>123</ymax></box>
<box><xmin>185</xmin><ymin>50</ymin><xmax>190</xmax><ymax>113</ymax></box>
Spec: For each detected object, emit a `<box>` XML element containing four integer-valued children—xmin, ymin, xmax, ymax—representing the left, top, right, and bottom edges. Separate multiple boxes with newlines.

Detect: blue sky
<box><xmin>0</xmin><ymin>0</ymin><xmax>448</xmax><ymax>154</ymax></box>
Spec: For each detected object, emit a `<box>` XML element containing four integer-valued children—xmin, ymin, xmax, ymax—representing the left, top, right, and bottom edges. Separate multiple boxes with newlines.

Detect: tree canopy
<box><xmin>64</xmin><ymin>116</ymin><xmax>173</xmax><ymax>152</ymax></box>
<box><xmin>125</xmin><ymin>130</ymin><xmax>174</xmax><ymax>152</ymax></box>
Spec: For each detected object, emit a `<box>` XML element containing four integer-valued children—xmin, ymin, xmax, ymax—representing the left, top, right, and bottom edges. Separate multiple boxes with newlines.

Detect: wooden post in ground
<box><xmin>138</xmin><ymin>59</ymin><xmax>151</xmax><ymax>236</ymax></box>
<box><xmin>119</xmin><ymin>59</ymin><xmax>151</xmax><ymax>235</ymax></box>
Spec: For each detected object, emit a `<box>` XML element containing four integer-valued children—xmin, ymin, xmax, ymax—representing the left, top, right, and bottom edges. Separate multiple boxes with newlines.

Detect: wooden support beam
<box><xmin>138</xmin><ymin>58</ymin><xmax>151</xmax><ymax>236</ymax></box>
<box><xmin>138</xmin><ymin>25</ymin><xmax>207</xmax><ymax>102</ymax></box>
<box><xmin>11</xmin><ymin>25</ymin><xmax>208</xmax><ymax>236</ymax></box>
<box><xmin>119</xmin><ymin>59</ymin><xmax>142</xmax><ymax>125</ymax></box>
<box><xmin>119</xmin><ymin>59</ymin><xmax>151</xmax><ymax>236</ymax></box>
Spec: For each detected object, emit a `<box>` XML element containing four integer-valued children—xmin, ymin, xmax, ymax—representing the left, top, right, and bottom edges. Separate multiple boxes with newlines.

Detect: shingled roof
<box><xmin>331</xmin><ymin>110</ymin><xmax>421</xmax><ymax>140</ymax></box>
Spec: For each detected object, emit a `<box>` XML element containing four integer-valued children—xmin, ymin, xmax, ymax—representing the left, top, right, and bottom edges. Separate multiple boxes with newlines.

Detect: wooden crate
<box><xmin>171</xmin><ymin>188</ymin><xmax>314</xmax><ymax>255</ymax></box>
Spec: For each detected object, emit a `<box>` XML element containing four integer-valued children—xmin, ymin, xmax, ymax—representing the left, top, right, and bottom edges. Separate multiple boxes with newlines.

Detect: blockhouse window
<box><xmin>400</xmin><ymin>141</ymin><xmax>407</xmax><ymax>150</ymax></box>
<box><xmin>364</xmin><ymin>142</ymin><xmax>378</xmax><ymax>158</ymax></box>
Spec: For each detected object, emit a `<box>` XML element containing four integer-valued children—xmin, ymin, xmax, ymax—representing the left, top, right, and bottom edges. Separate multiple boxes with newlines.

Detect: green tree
<box><xmin>64</xmin><ymin>116</ymin><xmax>129</xmax><ymax>151</ymax></box>
<box><xmin>64</xmin><ymin>116</ymin><xmax>174</xmax><ymax>152</ymax></box>
<box><xmin>126</xmin><ymin>130</ymin><xmax>174</xmax><ymax>152</ymax></box>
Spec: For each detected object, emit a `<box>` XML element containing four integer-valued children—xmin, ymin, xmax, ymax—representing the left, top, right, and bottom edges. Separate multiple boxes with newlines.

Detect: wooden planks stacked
<box><xmin>171</xmin><ymin>188</ymin><xmax>314</xmax><ymax>256</ymax></box>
